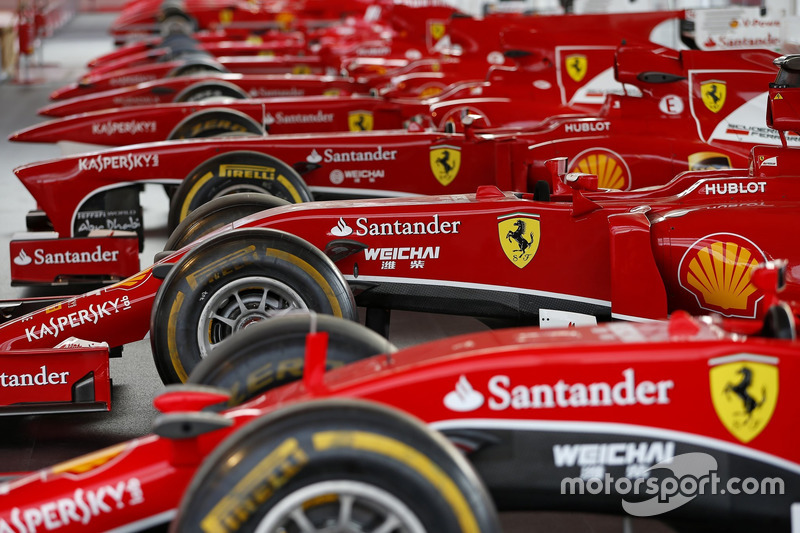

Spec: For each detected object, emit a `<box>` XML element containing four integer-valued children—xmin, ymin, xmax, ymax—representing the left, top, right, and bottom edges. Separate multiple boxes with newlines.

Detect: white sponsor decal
<box><xmin>263</xmin><ymin>110</ymin><xmax>334</xmax><ymax>125</ymax></box>
<box><xmin>363</xmin><ymin>246</ymin><xmax>440</xmax><ymax>261</ymax></box>
<box><xmin>0</xmin><ymin>479</ymin><xmax>144</xmax><ymax>532</ymax></box>
<box><xmin>330</xmin><ymin>169</ymin><xmax>385</xmax><ymax>184</ymax></box>
<box><xmin>14</xmin><ymin>246</ymin><xmax>121</xmax><ymax>267</ymax></box>
<box><xmin>24</xmin><ymin>296</ymin><xmax>132</xmax><ymax>342</ymax></box>
<box><xmin>553</xmin><ymin>441</ymin><xmax>675</xmax><ymax>468</ymax></box>
<box><xmin>248</xmin><ymin>87</ymin><xmax>304</xmax><ymax>98</ymax></box>
<box><xmin>704</xmin><ymin>181</ymin><xmax>766</xmax><ymax>195</ymax></box>
<box><xmin>306</xmin><ymin>149</ymin><xmax>323</xmax><ymax>163</ymax></box>
<box><xmin>77</xmin><ymin>153</ymin><xmax>159</xmax><ymax>172</ymax></box>
<box><xmin>442</xmin><ymin>368</ymin><xmax>673</xmax><ymax>412</ymax></box>
<box><xmin>322</xmin><ymin>146</ymin><xmax>398</xmax><ymax>163</ymax></box>
<box><xmin>109</xmin><ymin>75</ymin><xmax>153</xmax><ymax>87</ymax></box>
<box><xmin>553</xmin><ymin>441</ymin><xmax>675</xmax><ymax>480</ymax></box>
<box><xmin>486</xmin><ymin>51</ymin><xmax>505</xmax><ymax>65</ymax></box>
<box><xmin>91</xmin><ymin>121</ymin><xmax>157</xmax><ymax>136</ymax></box>
<box><xmin>356</xmin><ymin>46</ymin><xmax>391</xmax><ymax>56</ymax></box>
<box><xmin>0</xmin><ymin>365</ymin><xmax>70</xmax><ymax>388</ymax></box>
<box><xmin>760</xmin><ymin>156</ymin><xmax>777</xmax><ymax>167</ymax></box>
<box><xmin>564</xmin><ymin>121</ymin><xmax>610</xmax><ymax>134</ymax></box>
<box><xmin>330</xmin><ymin>216</ymin><xmax>461</xmax><ymax>237</ymax></box>
<box><xmin>111</xmin><ymin>96</ymin><xmax>159</xmax><ymax>106</ymax></box>
<box><xmin>13</xmin><ymin>250</ymin><xmax>31</xmax><ymax>266</ymax></box>
<box><xmin>443</xmin><ymin>375</ymin><xmax>484</xmax><ymax>411</ymax></box>
<box><xmin>658</xmin><ymin>95</ymin><xmax>684</xmax><ymax>115</ymax></box>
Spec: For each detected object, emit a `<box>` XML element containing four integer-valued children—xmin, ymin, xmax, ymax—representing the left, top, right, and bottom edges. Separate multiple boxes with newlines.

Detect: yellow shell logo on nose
<box><xmin>568</xmin><ymin>149</ymin><xmax>630</xmax><ymax>190</ymax></box>
<box><xmin>679</xmin><ymin>234</ymin><xmax>766</xmax><ymax>318</ymax></box>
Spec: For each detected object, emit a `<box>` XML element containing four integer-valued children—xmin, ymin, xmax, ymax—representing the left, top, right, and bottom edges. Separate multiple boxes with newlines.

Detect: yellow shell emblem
<box><xmin>429</xmin><ymin>145</ymin><xmax>461</xmax><ymax>186</ymax></box>
<box><xmin>498</xmin><ymin>214</ymin><xmax>541</xmax><ymax>268</ymax></box>
<box><xmin>709</xmin><ymin>355</ymin><xmax>778</xmax><ymax>443</ymax></box>
<box><xmin>568</xmin><ymin>149</ymin><xmax>630</xmax><ymax>190</ymax></box>
<box><xmin>679</xmin><ymin>235</ymin><xmax>767</xmax><ymax>318</ymax></box>
<box><xmin>419</xmin><ymin>85</ymin><xmax>444</xmax><ymax>100</ymax></box>
<box><xmin>292</xmin><ymin>65</ymin><xmax>312</xmax><ymax>75</ymax></box>
<box><xmin>348</xmin><ymin>111</ymin><xmax>374</xmax><ymax>132</ymax></box>
<box><xmin>701</xmin><ymin>80</ymin><xmax>726</xmax><ymax>113</ymax></box>
<box><xmin>565</xmin><ymin>54</ymin><xmax>587</xmax><ymax>83</ymax></box>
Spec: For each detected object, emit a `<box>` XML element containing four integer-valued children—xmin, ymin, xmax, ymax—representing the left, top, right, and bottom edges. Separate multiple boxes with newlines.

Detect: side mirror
<box><xmin>564</xmin><ymin>172</ymin><xmax>599</xmax><ymax>192</ymax></box>
<box><xmin>751</xmin><ymin>259</ymin><xmax>787</xmax><ymax>294</ymax></box>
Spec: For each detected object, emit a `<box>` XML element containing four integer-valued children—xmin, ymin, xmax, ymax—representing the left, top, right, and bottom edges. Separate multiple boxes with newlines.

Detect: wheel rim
<box><xmin>254</xmin><ymin>480</ymin><xmax>427</xmax><ymax>533</ymax></box>
<box><xmin>160</xmin><ymin>16</ymin><xmax>193</xmax><ymax>36</ymax></box>
<box><xmin>196</xmin><ymin>276</ymin><xmax>308</xmax><ymax>358</ymax></box>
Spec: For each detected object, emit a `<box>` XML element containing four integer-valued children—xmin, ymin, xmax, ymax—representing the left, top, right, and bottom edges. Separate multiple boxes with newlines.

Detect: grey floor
<box><xmin>0</xmin><ymin>14</ymin><xmax>675</xmax><ymax>532</ymax></box>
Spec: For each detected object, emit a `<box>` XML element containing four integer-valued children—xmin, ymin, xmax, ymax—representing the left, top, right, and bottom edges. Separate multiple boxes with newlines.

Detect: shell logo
<box><xmin>568</xmin><ymin>148</ymin><xmax>630</xmax><ymax>190</ymax></box>
<box><xmin>678</xmin><ymin>234</ymin><xmax>767</xmax><ymax>318</ymax></box>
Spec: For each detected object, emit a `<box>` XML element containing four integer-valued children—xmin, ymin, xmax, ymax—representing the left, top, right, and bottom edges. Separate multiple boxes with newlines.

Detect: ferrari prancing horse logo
<box><xmin>498</xmin><ymin>214</ymin><xmax>541</xmax><ymax>268</ymax></box>
<box><xmin>430</xmin><ymin>145</ymin><xmax>461</xmax><ymax>186</ymax></box>
<box><xmin>565</xmin><ymin>54</ymin><xmax>587</xmax><ymax>83</ymax></box>
<box><xmin>348</xmin><ymin>111</ymin><xmax>374</xmax><ymax>132</ymax></box>
<box><xmin>709</xmin><ymin>355</ymin><xmax>778</xmax><ymax>443</ymax></box>
<box><xmin>701</xmin><ymin>80</ymin><xmax>727</xmax><ymax>113</ymax></box>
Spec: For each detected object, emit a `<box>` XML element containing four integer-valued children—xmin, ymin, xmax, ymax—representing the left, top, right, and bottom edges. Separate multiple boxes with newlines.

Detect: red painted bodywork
<box><xmin>0</xmin><ymin>311</ymin><xmax>796</xmax><ymax>529</ymax></box>
<box><xmin>0</xmin><ymin>345</ymin><xmax>111</xmax><ymax>413</ymax></box>
<box><xmin>11</xmin><ymin>48</ymin><xmax>787</xmax><ymax>255</ymax></box>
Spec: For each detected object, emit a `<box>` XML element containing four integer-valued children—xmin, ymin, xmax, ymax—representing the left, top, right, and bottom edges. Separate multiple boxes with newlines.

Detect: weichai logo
<box><xmin>568</xmin><ymin>148</ymin><xmax>630</xmax><ymax>190</ymax></box>
<box><xmin>678</xmin><ymin>234</ymin><xmax>767</xmax><ymax>318</ymax></box>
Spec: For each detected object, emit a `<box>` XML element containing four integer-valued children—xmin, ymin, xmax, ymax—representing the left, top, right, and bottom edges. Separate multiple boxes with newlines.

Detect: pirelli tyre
<box><xmin>167</xmin><ymin>108</ymin><xmax>264</xmax><ymax>141</ymax></box>
<box><xmin>150</xmin><ymin>228</ymin><xmax>357</xmax><ymax>384</ymax></box>
<box><xmin>167</xmin><ymin>57</ymin><xmax>228</xmax><ymax>77</ymax></box>
<box><xmin>167</xmin><ymin>150</ymin><xmax>313</xmax><ymax>232</ymax></box>
<box><xmin>159</xmin><ymin>11</ymin><xmax>196</xmax><ymax>36</ymax></box>
<box><xmin>173</xmin><ymin>79</ymin><xmax>250</xmax><ymax>102</ymax></box>
<box><xmin>172</xmin><ymin>399</ymin><xmax>500</xmax><ymax>533</ymax></box>
<box><xmin>188</xmin><ymin>313</ymin><xmax>397</xmax><ymax>405</ymax></box>
<box><xmin>164</xmin><ymin>192</ymin><xmax>290</xmax><ymax>251</ymax></box>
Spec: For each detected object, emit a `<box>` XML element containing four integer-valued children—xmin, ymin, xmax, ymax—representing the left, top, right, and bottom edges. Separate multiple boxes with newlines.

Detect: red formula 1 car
<box><xmin>14</xmin><ymin>8</ymin><xmax>693</xmax><ymax>151</ymax></box>
<box><xmin>0</xmin><ymin>259</ymin><xmax>797</xmax><ymax>531</ymax></box>
<box><xmin>0</xmin><ymin>55</ymin><xmax>799</xmax><ymax>416</ymax></box>
<box><xmin>10</xmin><ymin>47</ymin><xmax>790</xmax><ymax>287</ymax></box>
<box><xmin>48</xmin><ymin>8</ymin><xmax>684</xmax><ymax>102</ymax></box>
<box><xmin>109</xmin><ymin>0</ymin><xmax>381</xmax><ymax>42</ymax></box>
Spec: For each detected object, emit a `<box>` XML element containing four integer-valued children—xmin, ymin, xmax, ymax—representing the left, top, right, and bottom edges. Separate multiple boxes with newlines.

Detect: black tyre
<box><xmin>150</xmin><ymin>228</ymin><xmax>356</xmax><ymax>383</ymax></box>
<box><xmin>188</xmin><ymin>313</ymin><xmax>397</xmax><ymax>405</ymax></box>
<box><xmin>164</xmin><ymin>192</ymin><xmax>289</xmax><ymax>251</ymax></box>
<box><xmin>167</xmin><ymin>57</ymin><xmax>228</xmax><ymax>77</ymax></box>
<box><xmin>158</xmin><ymin>10</ymin><xmax>196</xmax><ymax>36</ymax></box>
<box><xmin>167</xmin><ymin>150</ymin><xmax>312</xmax><ymax>232</ymax></box>
<box><xmin>167</xmin><ymin>108</ymin><xmax>263</xmax><ymax>141</ymax></box>
<box><xmin>172</xmin><ymin>399</ymin><xmax>500</xmax><ymax>533</ymax></box>
<box><xmin>173</xmin><ymin>79</ymin><xmax>250</xmax><ymax>102</ymax></box>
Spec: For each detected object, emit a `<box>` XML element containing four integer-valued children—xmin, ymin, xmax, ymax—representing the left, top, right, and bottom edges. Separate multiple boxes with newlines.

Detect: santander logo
<box><xmin>14</xmin><ymin>250</ymin><xmax>32</xmax><ymax>266</ymax></box>
<box><xmin>443</xmin><ymin>375</ymin><xmax>485</xmax><ymax>412</ymax></box>
<box><xmin>330</xmin><ymin>218</ymin><xmax>353</xmax><ymax>237</ymax></box>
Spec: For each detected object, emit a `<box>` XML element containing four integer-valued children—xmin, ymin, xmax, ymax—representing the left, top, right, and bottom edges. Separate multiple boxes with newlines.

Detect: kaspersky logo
<box><xmin>678</xmin><ymin>233</ymin><xmax>766</xmax><ymax>318</ymax></box>
<box><xmin>568</xmin><ymin>148</ymin><xmax>630</xmax><ymax>190</ymax></box>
